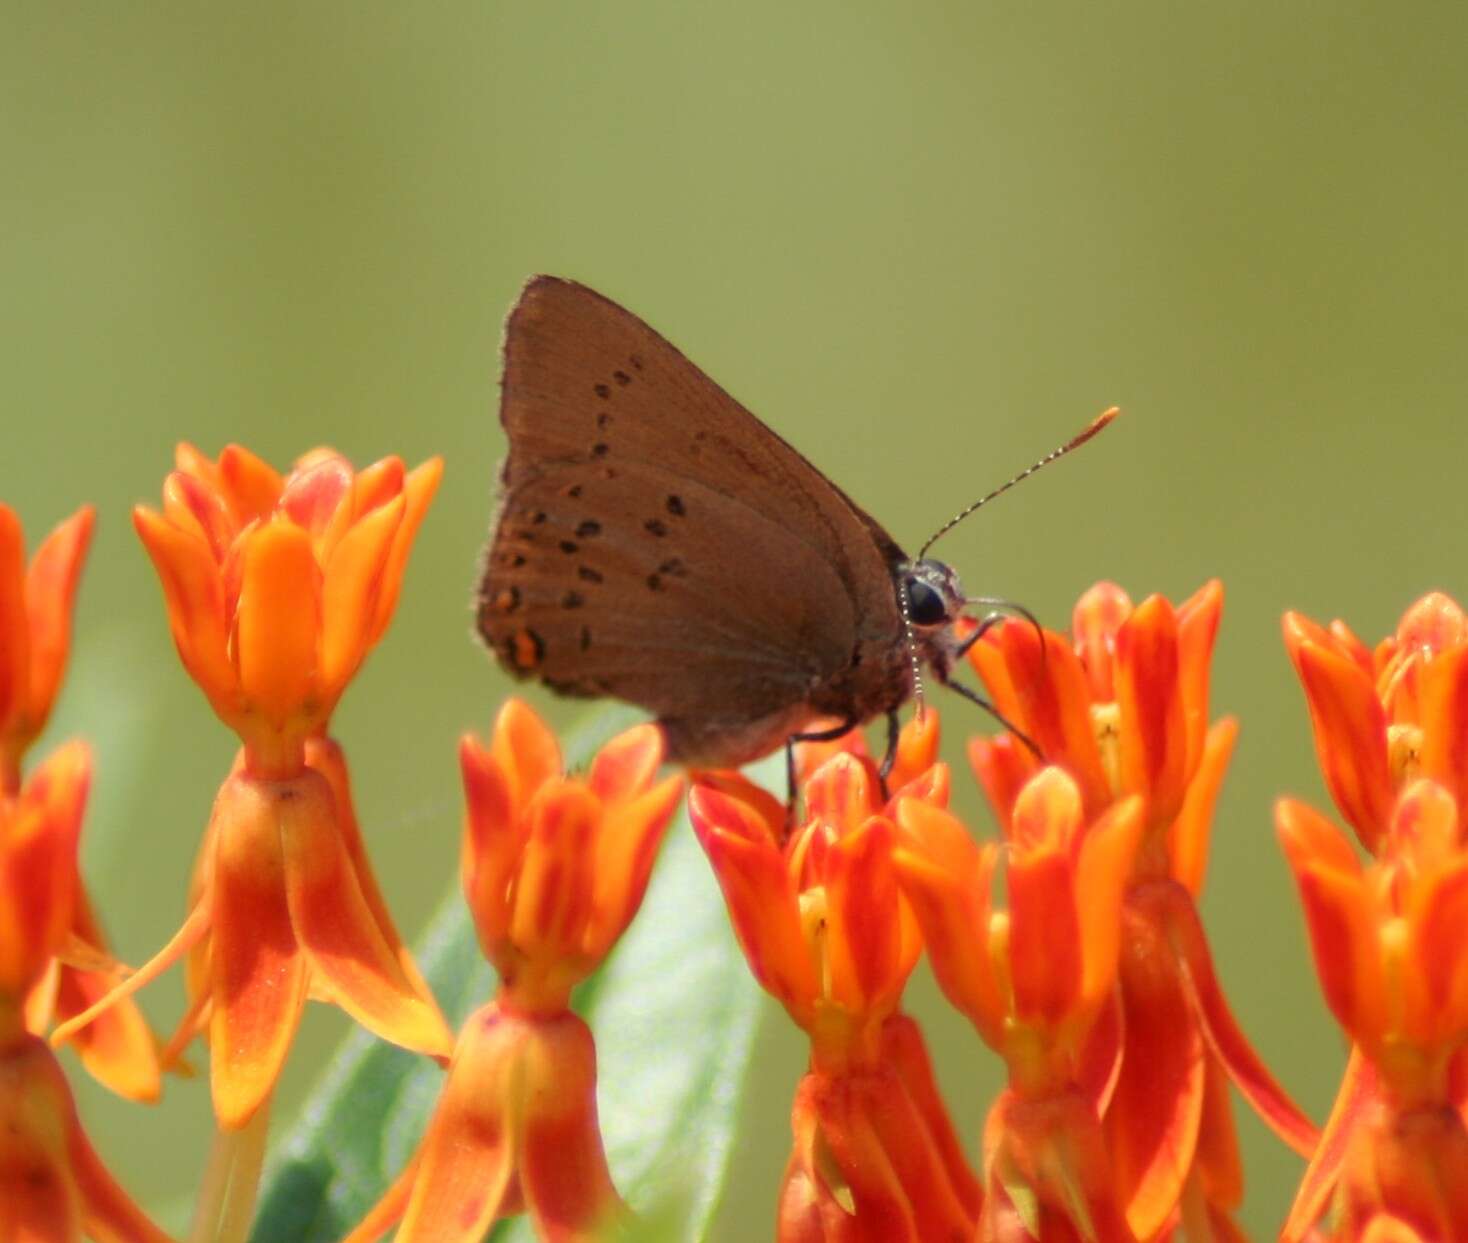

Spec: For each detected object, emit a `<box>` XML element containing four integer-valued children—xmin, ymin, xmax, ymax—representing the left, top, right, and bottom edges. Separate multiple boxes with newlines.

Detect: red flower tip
<box><xmin>0</xmin><ymin>504</ymin><xmax>95</xmax><ymax>791</ymax></box>
<box><xmin>461</xmin><ymin>702</ymin><xmax>681</xmax><ymax>1013</ymax></box>
<box><xmin>134</xmin><ymin>445</ymin><xmax>442</xmax><ymax>776</ymax></box>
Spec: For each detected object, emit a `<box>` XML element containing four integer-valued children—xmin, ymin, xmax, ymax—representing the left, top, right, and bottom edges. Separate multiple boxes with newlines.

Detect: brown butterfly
<box><xmin>477</xmin><ymin>276</ymin><xmax>1115</xmax><ymax>783</ymax></box>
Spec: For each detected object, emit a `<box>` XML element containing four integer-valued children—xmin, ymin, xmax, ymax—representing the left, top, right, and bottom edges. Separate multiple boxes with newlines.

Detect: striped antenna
<box><xmin>918</xmin><ymin>407</ymin><xmax>1120</xmax><ymax>559</ymax></box>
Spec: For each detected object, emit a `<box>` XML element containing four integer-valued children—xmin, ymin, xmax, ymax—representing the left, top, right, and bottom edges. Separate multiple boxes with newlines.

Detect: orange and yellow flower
<box><xmin>0</xmin><ymin>502</ymin><xmax>93</xmax><ymax>791</ymax></box>
<box><xmin>690</xmin><ymin>717</ymin><xmax>980</xmax><ymax>1242</ymax></box>
<box><xmin>1283</xmin><ymin>591</ymin><xmax>1468</xmax><ymax>855</ymax></box>
<box><xmin>968</xmin><ymin>581</ymin><xmax>1315</xmax><ymax>1240</ymax></box>
<box><xmin>0</xmin><ymin>742</ymin><xmax>173</xmax><ymax>1243</ymax></box>
<box><xmin>133</xmin><ymin>443</ymin><xmax>441</xmax><ymax>776</ymax></box>
<box><xmin>0</xmin><ymin>501</ymin><xmax>162</xmax><ymax>1104</ymax></box>
<box><xmin>1279</xmin><ymin>779</ymin><xmax>1468</xmax><ymax>1241</ymax></box>
<box><xmin>53</xmin><ymin>446</ymin><xmax>451</xmax><ymax>1132</ymax></box>
<box><xmin>347</xmin><ymin>700</ymin><xmax>682</xmax><ymax>1243</ymax></box>
<box><xmin>895</xmin><ymin>767</ymin><xmax>1142</xmax><ymax>1242</ymax></box>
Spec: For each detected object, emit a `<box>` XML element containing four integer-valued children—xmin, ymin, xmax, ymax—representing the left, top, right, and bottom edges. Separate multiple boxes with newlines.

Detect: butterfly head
<box><xmin>900</xmin><ymin>559</ymin><xmax>966</xmax><ymax>630</ymax></box>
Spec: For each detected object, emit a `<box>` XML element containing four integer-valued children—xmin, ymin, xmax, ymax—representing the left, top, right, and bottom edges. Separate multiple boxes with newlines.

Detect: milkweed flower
<box><xmin>1283</xmin><ymin>592</ymin><xmax>1468</xmax><ymax>855</ymax></box>
<box><xmin>1278</xmin><ymin>780</ymin><xmax>1468</xmax><ymax>1242</ymax></box>
<box><xmin>968</xmin><ymin>581</ymin><xmax>1316</xmax><ymax>1240</ymax></box>
<box><xmin>894</xmin><ymin>767</ymin><xmax>1143</xmax><ymax>1243</ymax></box>
<box><xmin>345</xmin><ymin>700</ymin><xmax>682</xmax><ymax>1243</ymax></box>
<box><xmin>0</xmin><ymin>741</ymin><xmax>173</xmax><ymax>1243</ymax></box>
<box><xmin>1280</xmin><ymin>592</ymin><xmax>1468</xmax><ymax>1242</ymax></box>
<box><xmin>0</xmin><ymin>501</ymin><xmax>162</xmax><ymax>1103</ymax></box>
<box><xmin>52</xmin><ymin>445</ymin><xmax>452</xmax><ymax>1133</ymax></box>
<box><xmin>690</xmin><ymin>716</ymin><xmax>981</xmax><ymax>1243</ymax></box>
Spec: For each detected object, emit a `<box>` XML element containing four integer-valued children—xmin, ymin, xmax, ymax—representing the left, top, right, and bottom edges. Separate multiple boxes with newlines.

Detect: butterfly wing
<box><xmin>478</xmin><ymin>276</ymin><xmax>908</xmax><ymax>766</ymax></box>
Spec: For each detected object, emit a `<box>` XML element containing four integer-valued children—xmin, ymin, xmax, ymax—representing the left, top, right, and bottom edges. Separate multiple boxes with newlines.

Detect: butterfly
<box><xmin>477</xmin><ymin>276</ymin><xmax>1115</xmax><ymax>783</ymax></box>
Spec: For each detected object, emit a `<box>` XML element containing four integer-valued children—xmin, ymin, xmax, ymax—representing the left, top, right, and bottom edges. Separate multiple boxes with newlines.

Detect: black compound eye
<box><xmin>906</xmin><ymin>578</ymin><xmax>948</xmax><ymax>627</ymax></box>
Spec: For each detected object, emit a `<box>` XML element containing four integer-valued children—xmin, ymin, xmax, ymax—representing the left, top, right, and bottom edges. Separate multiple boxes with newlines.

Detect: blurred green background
<box><xmin>4</xmin><ymin>2</ymin><xmax>1466</xmax><ymax>1237</ymax></box>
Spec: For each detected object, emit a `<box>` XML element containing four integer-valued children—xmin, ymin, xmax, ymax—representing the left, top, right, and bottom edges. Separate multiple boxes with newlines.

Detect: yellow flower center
<box><xmin>1388</xmin><ymin>723</ymin><xmax>1423</xmax><ymax>788</ymax></box>
<box><xmin>1091</xmin><ymin>701</ymin><xmax>1123</xmax><ymax>797</ymax></box>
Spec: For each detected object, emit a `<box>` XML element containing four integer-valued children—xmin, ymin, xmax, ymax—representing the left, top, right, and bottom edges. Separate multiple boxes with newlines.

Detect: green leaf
<box><xmin>251</xmin><ymin>706</ymin><xmax>771</xmax><ymax>1243</ymax></box>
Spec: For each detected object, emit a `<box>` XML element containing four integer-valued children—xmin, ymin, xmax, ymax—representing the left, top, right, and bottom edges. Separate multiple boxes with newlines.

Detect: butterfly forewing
<box><xmin>479</xmin><ymin>277</ymin><xmax>908</xmax><ymax>765</ymax></box>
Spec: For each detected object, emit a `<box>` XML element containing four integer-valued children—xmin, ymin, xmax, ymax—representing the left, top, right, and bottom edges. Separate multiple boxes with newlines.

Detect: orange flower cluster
<box><xmin>11</xmin><ymin>437</ymin><xmax>1468</xmax><ymax>1243</ymax></box>
<box><xmin>0</xmin><ymin>506</ymin><xmax>170</xmax><ymax>1242</ymax></box>
<box><xmin>349</xmin><ymin>701</ymin><xmax>682</xmax><ymax>1242</ymax></box>
<box><xmin>1279</xmin><ymin>594</ymin><xmax>1468</xmax><ymax>1241</ymax></box>
<box><xmin>690</xmin><ymin>721</ymin><xmax>980</xmax><ymax>1241</ymax></box>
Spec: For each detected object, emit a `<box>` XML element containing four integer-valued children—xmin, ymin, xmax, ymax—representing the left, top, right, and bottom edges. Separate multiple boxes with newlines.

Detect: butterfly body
<box><xmin>477</xmin><ymin>276</ymin><xmax>973</xmax><ymax>769</ymax></box>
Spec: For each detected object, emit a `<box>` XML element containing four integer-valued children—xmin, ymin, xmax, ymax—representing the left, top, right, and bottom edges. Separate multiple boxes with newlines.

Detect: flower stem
<box><xmin>188</xmin><ymin>1096</ymin><xmax>272</xmax><ymax>1243</ymax></box>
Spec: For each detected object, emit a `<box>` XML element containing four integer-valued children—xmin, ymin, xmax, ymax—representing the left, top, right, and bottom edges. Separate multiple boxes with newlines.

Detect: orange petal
<box><xmin>1282</xmin><ymin>1047</ymin><xmax>1375</xmax><ymax>1243</ymax></box>
<box><xmin>0</xmin><ymin>742</ymin><xmax>88</xmax><ymax>997</ymax></box>
<box><xmin>1420</xmin><ymin>646</ymin><xmax>1468</xmax><ymax>819</ymax></box>
<box><xmin>319</xmin><ymin>493</ymin><xmax>404</xmax><ymax>693</ymax></box>
<box><xmin>304</xmin><ymin>737</ymin><xmax>437</xmax><ymax>1009</ymax></box>
<box><xmin>892</xmin><ymin>800</ymin><xmax>1003</xmax><ymax>1040</ymax></box>
<box><xmin>132</xmin><ymin>506</ymin><xmax>237</xmax><ymax>715</ymax></box>
<box><xmin>507</xmin><ymin>781</ymin><xmax>600</xmax><ymax>970</ymax></box>
<box><xmin>234</xmin><ymin>517</ymin><xmax>321</xmax><ymax>732</ymax></box>
<box><xmin>1286</xmin><ymin>623</ymin><xmax>1393</xmax><ymax>852</ymax></box>
<box><xmin>216</xmin><ymin>444</ymin><xmax>285</xmax><ymax>526</ymax></box>
<box><xmin>370</xmin><ymin>457</ymin><xmax>443</xmax><ymax>645</ymax></box>
<box><xmin>689</xmin><ymin>786</ymin><xmax>817</xmax><ymax>1023</ymax></box>
<box><xmin>459</xmin><ymin>735</ymin><xmax>521</xmax><ymax>958</ymax></box>
<box><xmin>1163</xmin><ymin>881</ymin><xmax>1321</xmax><ymax>1155</ymax></box>
<box><xmin>587</xmin><ymin>722</ymin><xmax>664</xmax><ymax>804</ymax></box>
<box><xmin>1168</xmin><ymin>717</ymin><xmax>1238</xmax><ymax>897</ymax></box>
<box><xmin>1114</xmin><ymin>595</ymin><xmax>1188</xmax><ymax>829</ymax></box>
<box><xmin>0</xmin><ymin>1039</ymin><xmax>81</xmax><ymax>1241</ymax></box>
<box><xmin>491</xmin><ymin>699</ymin><xmax>563</xmax><ymax>815</ymax></box>
<box><xmin>805</xmin><ymin>753</ymin><xmax>880</xmax><ymax>834</ymax></box>
<box><xmin>517</xmin><ymin>1012</ymin><xmax>627</xmax><ymax>1241</ymax></box>
<box><xmin>279</xmin><ymin>454</ymin><xmax>353</xmax><ymax>544</ymax></box>
<box><xmin>889</xmin><ymin>709</ymin><xmax>941</xmax><ymax>792</ymax></box>
<box><xmin>1278</xmin><ymin>801</ymin><xmax>1384</xmax><ymax>1049</ymax></box>
<box><xmin>52</xmin><ymin>964</ymin><xmax>161</xmax><ymax>1105</ymax></box>
<box><xmin>1175</xmin><ymin>580</ymin><xmax>1223</xmax><ymax>779</ymax></box>
<box><xmin>21</xmin><ymin>505</ymin><xmax>95</xmax><ymax>741</ymax></box>
<box><xmin>1072</xmin><ymin>581</ymin><xmax>1134</xmax><ymax>702</ymax></box>
<box><xmin>824</xmin><ymin>817</ymin><xmax>906</xmax><ymax>1014</ymax></box>
<box><xmin>967</xmin><ymin>734</ymin><xmax>1033</xmax><ymax>828</ymax></box>
<box><xmin>1104</xmin><ymin>905</ymin><xmax>1206</xmax><ymax>1241</ymax></box>
<box><xmin>1074</xmin><ymin>796</ymin><xmax>1144</xmax><ymax>1009</ymax></box>
<box><xmin>585</xmin><ymin>774</ymin><xmax>682</xmax><ymax>960</ymax></box>
<box><xmin>988</xmin><ymin>620</ymin><xmax>1112</xmax><ymax>818</ymax></box>
<box><xmin>278</xmin><ymin>771</ymin><xmax>452</xmax><ymax>1059</ymax></box>
<box><xmin>0</xmin><ymin>504</ymin><xmax>30</xmax><ymax>744</ymax></box>
<box><xmin>394</xmin><ymin>1005</ymin><xmax>528</xmax><ymax>1243</ymax></box>
<box><xmin>209</xmin><ymin>774</ymin><xmax>309</xmax><ymax>1130</ymax></box>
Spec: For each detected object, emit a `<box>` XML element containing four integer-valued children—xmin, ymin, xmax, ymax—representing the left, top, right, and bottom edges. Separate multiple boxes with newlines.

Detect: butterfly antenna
<box><xmin>918</xmin><ymin>407</ymin><xmax>1120</xmax><ymax>559</ymax></box>
<box><xmin>898</xmin><ymin>578</ymin><xmax>927</xmax><ymax>720</ymax></box>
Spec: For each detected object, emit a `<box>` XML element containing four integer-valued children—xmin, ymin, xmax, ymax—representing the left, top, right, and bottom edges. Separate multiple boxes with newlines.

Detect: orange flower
<box><xmin>1279</xmin><ymin>780</ymin><xmax>1468</xmax><ymax>1240</ymax></box>
<box><xmin>0</xmin><ymin>503</ymin><xmax>93</xmax><ymax>792</ymax></box>
<box><xmin>54</xmin><ymin>445</ymin><xmax>450</xmax><ymax>1132</ymax></box>
<box><xmin>0</xmin><ymin>742</ymin><xmax>173</xmax><ymax>1243</ymax></box>
<box><xmin>968</xmin><ymin>581</ymin><xmax>1315</xmax><ymax>1240</ymax></box>
<box><xmin>895</xmin><ymin>768</ymin><xmax>1143</xmax><ymax>1242</ymax></box>
<box><xmin>346</xmin><ymin>701</ymin><xmax>681</xmax><ymax>1243</ymax></box>
<box><xmin>1283</xmin><ymin>592</ymin><xmax>1468</xmax><ymax>854</ymax></box>
<box><xmin>133</xmin><ymin>443</ymin><xmax>441</xmax><ymax>776</ymax></box>
<box><xmin>690</xmin><ymin>726</ymin><xmax>979</xmax><ymax>1242</ymax></box>
<box><xmin>0</xmin><ymin>503</ymin><xmax>162</xmax><ymax>1103</ymax></box>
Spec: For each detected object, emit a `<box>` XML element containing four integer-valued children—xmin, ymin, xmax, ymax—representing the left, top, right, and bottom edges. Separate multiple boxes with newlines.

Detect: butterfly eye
<box><xmin>906</xmin><ymin>578</ymin><xmax>949</xmax><ymax>627</ymax></box>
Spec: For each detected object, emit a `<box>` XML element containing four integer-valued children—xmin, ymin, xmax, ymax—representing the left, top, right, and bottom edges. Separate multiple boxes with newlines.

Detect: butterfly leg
<box><xmin>876</xmin><ymin>709</ymin><xmax>900</xmax><ymax>799</ymax></box>
<box><xmin>784</xmin><ymin>716</ymin><xmax>859</xmax><ymax>831</ymax></box>
<box><xmin>954</xmin><ymin>600</ymin><xmax>1048</xmax><ymax>663</ymax></box>
<box><xmin>936</xmin><ymin>673</ymin><xmax>1046</xmax><ymax>762</ymax></box>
